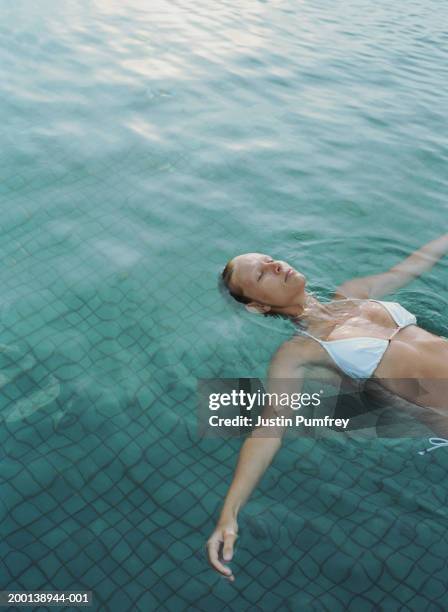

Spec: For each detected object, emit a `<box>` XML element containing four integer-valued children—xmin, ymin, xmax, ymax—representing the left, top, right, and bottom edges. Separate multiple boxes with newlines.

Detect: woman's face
<box><xmin>229</xmin><ymin>253</ymin><xmax>306</xmax><ymax>308</ymax></box>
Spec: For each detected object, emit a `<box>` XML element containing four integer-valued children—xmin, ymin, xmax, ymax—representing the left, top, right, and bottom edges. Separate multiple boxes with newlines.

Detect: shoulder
<box><xmin>268</xmin><ymin>336</ymin><xmax>323</xmax><ymax>376</ymax></box>
<box><xmin>332</xmin><ymin>281</ymin><xmax>370</xmax><ymax>300</ymax></box>
<box><xmin>333</xmin><ymin>270</ymin><xmax>399</xmax><ymax>301</ymax></box>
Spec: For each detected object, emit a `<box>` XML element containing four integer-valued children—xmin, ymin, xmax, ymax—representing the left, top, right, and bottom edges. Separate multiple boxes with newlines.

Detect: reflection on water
<box><xmin>3</xmin><ymin>375</ymin><xmax>60</xmax><ymax>424</ymax></box>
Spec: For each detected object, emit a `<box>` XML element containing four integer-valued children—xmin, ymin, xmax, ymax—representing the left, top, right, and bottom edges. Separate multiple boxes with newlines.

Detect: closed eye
<box><xmin>258</xmin><ymin>258</ymin><xmax>274</xmax><ymax>281</ymax></box>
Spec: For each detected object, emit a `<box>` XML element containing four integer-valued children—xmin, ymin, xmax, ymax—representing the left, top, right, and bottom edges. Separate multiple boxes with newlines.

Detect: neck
<box><xmin>274</xmin><ymin>292</ymin><xmax>328</xmax><ymax>321</ymax></box>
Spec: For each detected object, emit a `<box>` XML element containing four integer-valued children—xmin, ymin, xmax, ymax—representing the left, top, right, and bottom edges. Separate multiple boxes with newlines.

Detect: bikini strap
<box><xmin>418</xmin><ymin>438</ymin><xmax>448</xmax><ymax>455</ymax></box>
<box><xmin>295</xmin><ymin>327</ymin><xmax>323</xmax><ymax>345</ymax></box>
<box><xmin>387</xmin><ymin>327</ymin><xmax>402</xmax><ymax>342</ymax></box>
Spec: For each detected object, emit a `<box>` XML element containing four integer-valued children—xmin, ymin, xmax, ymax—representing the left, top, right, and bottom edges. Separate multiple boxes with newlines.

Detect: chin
<box><xmin>296</xmin><ymin>273</ymin><xmax>306</xmax><ymax>291</ymax></box>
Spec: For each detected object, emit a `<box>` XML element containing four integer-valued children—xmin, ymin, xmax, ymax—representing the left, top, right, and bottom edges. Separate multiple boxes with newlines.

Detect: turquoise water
<box><xmin>1</xmin><ymin>0</ymin><xmax>448</xmax><ymax>609</ymax></box>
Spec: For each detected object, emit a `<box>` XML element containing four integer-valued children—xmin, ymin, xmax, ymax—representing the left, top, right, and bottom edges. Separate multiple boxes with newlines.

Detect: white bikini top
<box><xmin>295</xmin><ymin>299</ymin><xmax>417</xmax><ymax>379</ymax></box>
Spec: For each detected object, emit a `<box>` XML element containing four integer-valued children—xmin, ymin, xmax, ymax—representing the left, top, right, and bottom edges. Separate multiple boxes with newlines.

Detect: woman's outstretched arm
<box><xmin>334</xmin><ymin>232</ymin><xmax>448</xmax><ymax>300</ymax></box>
<box><xmin>205</xmin><ymin>415</ymin><xmax>285</xmax><ymax>581</ymax></box>
<box><xmin>206</xmin><ymin>340</ymin><xmax>313</xmax><ymax>581</ymax></box>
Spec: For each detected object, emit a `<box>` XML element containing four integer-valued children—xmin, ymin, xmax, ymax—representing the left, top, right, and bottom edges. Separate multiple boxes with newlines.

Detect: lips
<box><xmin>285</xmin><ymin>268</ymin><xmax>292</xmax><ymax>282</ymax></box>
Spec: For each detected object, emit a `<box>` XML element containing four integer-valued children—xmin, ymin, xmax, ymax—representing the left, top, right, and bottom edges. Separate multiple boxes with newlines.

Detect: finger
<box><xmin>207</xmin><ymin>539</ymin><xmax>234</xmax><ymax>578</ymax></box>
<box><xmin>222</xmin><ymin>530</ymin><xmax>237</xmax><ymax>562</ymax></box>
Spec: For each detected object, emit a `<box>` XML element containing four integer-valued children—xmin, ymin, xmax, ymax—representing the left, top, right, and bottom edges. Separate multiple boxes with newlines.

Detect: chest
<box><xmin>314</xmin><ymin>300</ymin><xmax>397</xmax><ymax>342</ymax></box>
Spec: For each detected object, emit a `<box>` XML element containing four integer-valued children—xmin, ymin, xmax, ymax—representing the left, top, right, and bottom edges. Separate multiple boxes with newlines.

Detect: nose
<box><xmin>266</xmin><ymin>260</ymin><xmax>283</xmax><ymax>274</ymax></box>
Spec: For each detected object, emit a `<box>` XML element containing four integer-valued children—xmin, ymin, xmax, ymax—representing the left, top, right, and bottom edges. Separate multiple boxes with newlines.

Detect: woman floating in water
<box><xmin>207</xmin><ymin>233</ymin><xmax>448</xmax><ymax>581</ymax></box>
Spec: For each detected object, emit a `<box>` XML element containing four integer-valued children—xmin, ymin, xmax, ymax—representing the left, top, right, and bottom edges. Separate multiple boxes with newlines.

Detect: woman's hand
<box><xmin>206</xmin><ymin>516</ymin><xmax>238</xmax><ymax>582</ymax></box>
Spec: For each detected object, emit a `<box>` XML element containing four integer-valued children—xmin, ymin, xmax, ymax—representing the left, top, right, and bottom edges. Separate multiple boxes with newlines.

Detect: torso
<box><xmin>291</xmin><ymin>298</ymin><xmax>448</xmax><ymax>409</ymax></box>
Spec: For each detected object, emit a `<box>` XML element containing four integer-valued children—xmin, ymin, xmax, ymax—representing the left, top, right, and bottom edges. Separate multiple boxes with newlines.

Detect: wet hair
<box><xmin>221</xmin><ymin>260</ymin><xmax>251</xmax><ymax>305</ymax></box>
<box><xmin>220</xmin><ymin>259</ymin><xmax>282</xmax><ymax>318</ymax></box>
